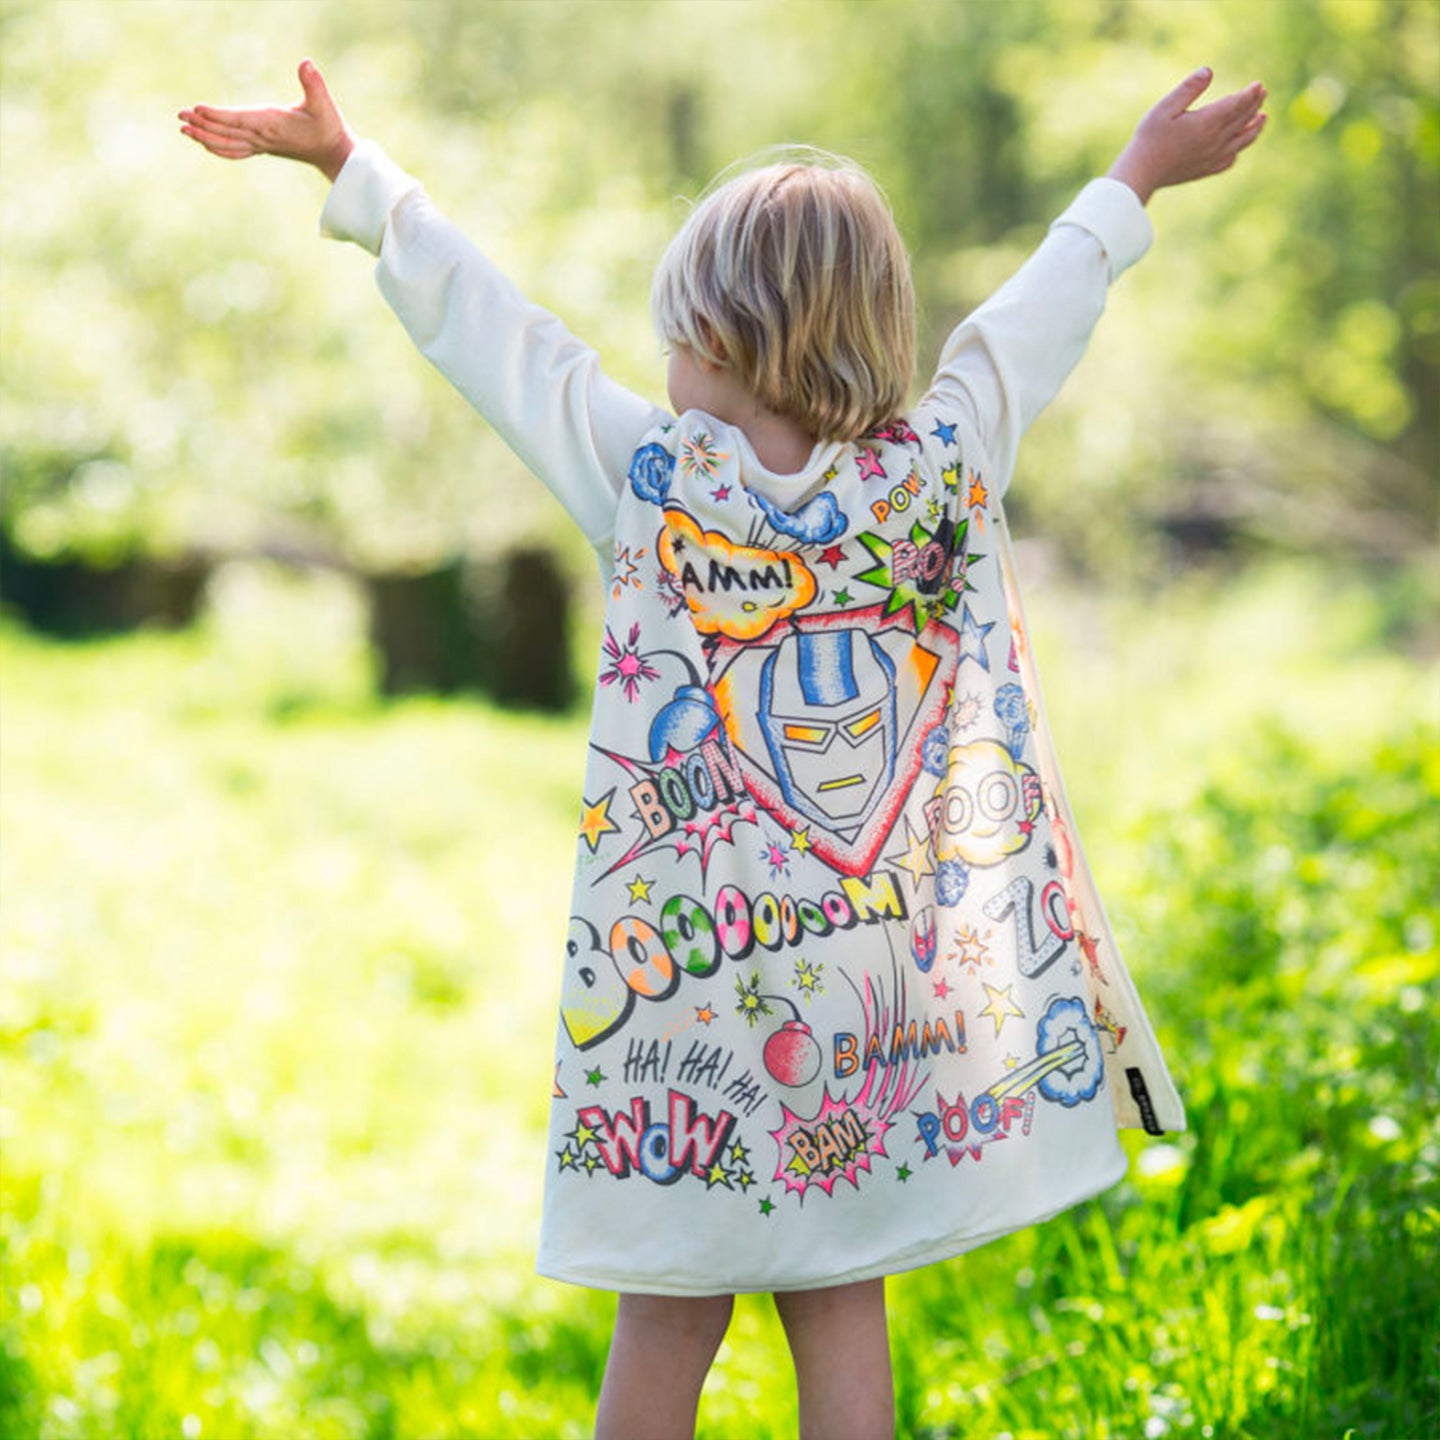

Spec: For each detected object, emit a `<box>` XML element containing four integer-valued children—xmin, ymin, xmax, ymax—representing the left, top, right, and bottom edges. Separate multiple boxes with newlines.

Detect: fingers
<box><xmin>1160</xmin><ymin>67</ymin><xmax>1214</xmax><ymax>116</ymax></box>
<box><xmin>297</xmin><ymin>57</ymin><xmax>331</xmax><ymax>110</ymax></box>
<box><xmin>179</xmin><ymin>125</ymin><xmax>258</xmax><ymax>160</ymax></box>
<box><xmin>178</xmin><ymin>108</ymin><xmax>268</xmax><ymax>143</ymax></box>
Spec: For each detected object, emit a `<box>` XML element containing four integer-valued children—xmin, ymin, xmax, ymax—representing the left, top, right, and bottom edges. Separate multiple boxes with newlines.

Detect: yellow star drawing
<box><xmin>790</xmin><ymin>825</ymin><xmax>813</xmax><ymax>856</ymax></box>
<box><xmin>941</xmin><ymin>462</ymin><xmax>961</xmax><ymax>491</ymax></box>
<box><xmin>793</xmin><ymin>959</ymin><xmax>822</xmax><ymax>996</ymax></box>
<box><xmin>979</xmin><ymin>982</ymin><xmax>1025</xmax><ymax>1036</ymax></box>
<box><xmin>706</xmin><ymin>1161</ymin><xmax>732</xmax><ymax>1190</ymax></box>
<box><xmin>556</xmin><ymin>1145</ymin><xmax>579</xmax><ymax>1171</ymax></box>
<box><xmin>578</xmin><ymin>791</ymin><xmax>620</xmax><ymax>852</ymax></box>
<box><xmin>884</xmin><ymin>818</ymin><xmax>934</xmax><ymax>887</ymax></box>
<box><xmin>571</xmin><ymin>1120</ymin><xmax>597</xmax><ymax>1147</ymax></box>
<box><xmin>626</xmin><ymin>874</ymin><xmax>654</xmax><ymax>905</ymax></box>
<box><xmin>728</xmin><ymin>1140</ymin><xmax>750</xmax><ymax>1167</ymax></box>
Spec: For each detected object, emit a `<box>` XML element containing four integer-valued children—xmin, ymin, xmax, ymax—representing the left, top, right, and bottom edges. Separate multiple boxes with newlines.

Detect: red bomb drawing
<box><xmin>764</xmin><ymin>1018</ymin><xmax>822</xmax><ymax>1087</ymax></box>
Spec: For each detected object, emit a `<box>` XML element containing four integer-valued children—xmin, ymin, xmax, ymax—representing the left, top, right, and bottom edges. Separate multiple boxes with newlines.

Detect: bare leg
<box><xmin>774</xmin><ymin>1279</ymin><xmax>894</xmax><ymax>1440</ymax></box>
<box><xmin>594</xmin><ymin>1292</ymin><xmax>734</xmax><ymax>1440</ymax></box>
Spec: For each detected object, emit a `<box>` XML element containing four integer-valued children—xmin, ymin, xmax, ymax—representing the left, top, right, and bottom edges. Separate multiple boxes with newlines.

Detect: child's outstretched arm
<box><xmin>180</xmin><ymin>63</ymin><xmax>666</xmax><ymax>570</ymax></box>
<box><xmin>922</xmin><ymin>68</ymin><xmax>1266</xmax><ymax>496</ymax></box>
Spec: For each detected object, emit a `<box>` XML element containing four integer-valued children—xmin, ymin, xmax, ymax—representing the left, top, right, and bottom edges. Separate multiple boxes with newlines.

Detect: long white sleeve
<box><xmin>921</xmin><ymin>178</ymin><xmax>1152</xmax><ymax>496</ymax></box>
<box><xmin>319</xmin><ymin>139</ymin><xmax>669</xmax><ymax>559</ymax></box>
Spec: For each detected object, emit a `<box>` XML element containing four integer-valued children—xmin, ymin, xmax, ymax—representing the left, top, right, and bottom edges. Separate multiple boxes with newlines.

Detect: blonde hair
<box><xmin>651</xmin><ymin>150</ymin><xmax>915</xmax><ymax>444</ymax></box>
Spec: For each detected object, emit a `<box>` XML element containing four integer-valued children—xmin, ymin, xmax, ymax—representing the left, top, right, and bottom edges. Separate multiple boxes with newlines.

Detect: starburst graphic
<box><xmin>626</xmin><ymin>874</ymin><xmax>654</xmax><ymax>905</ymax></box>
<box><xmin>589</xmin><ymin>742</ymin><xmax>762</xmax><ymax>885</ymax></box>
<box><xmin>792</xmin><ymin>959</ymin><xmax>824</xmax><ymax>999</ymax></box>
<box><xmin>952</xmin><ymin>691</ymin><xmax>984</xmax><ymax>730</ymax></box>
<box><xmin>948</xmin><ymin>924</ymin><xmax>993</xmax><ymax>972</ymax></box>
<box><xmin>760</xmin><ymin>837</ymin><xmax>792</xmax><ymax>880</ymax></box>
<box><xmin>854</xmin><ymin>517</ymin><xmax>975</xmax><ymax>631</ymax></box>
<box><xmin>679</xmin><ymin>429</ymin><xmax>727</xmax><ymax>481</ymax></box>
<box><xmin>736</xmin><ymin>972</ymin><xmax>773</xmax><ymax>1028</ymax></box>
<box><xmin>790</xmin><ymin>825</ymin><xmax>813</xmax><ymax>857</ymax></box>
<box><xmin>611</xmin><ymin>543</ymin><xmax>646</xmax><ymax>597</ymax></box>
<box><xmin>599</xmin><ymin>623</ymin><xmax>661</xmax><ymax>702</ymax></box>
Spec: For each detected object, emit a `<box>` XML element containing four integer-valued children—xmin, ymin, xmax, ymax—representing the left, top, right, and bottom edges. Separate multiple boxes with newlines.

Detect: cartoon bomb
<box><xmin>929</xmin><ymin>737</ymin><xmax>1043</xmax><ymax>868</ymax></box>
<box><xmin>757</xmin><ymin>628</ymin><xmax>897</xmax><ymax>835</ymax></box>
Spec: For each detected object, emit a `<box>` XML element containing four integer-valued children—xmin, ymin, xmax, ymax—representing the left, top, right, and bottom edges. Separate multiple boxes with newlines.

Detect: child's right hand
<box><xmin>179</xmin><ymin>59</ymin><xmax>354</xmax><ymax>182</ymax></box>
<box><xmin>1107</xmin><ymin>68</ymin><xmax>1267</xmax><ymax>205</ymax></box>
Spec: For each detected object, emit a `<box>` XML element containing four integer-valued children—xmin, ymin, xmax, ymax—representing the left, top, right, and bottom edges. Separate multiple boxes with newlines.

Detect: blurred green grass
<box><xmin>2</xmin><ymin>559</ymin><xmax>1436</xmax><ymax>1438</ymax></box>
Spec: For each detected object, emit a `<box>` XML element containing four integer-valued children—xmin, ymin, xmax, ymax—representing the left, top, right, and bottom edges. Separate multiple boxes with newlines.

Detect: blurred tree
<box><xmin>0</xmin><ymin>0</ymin><xmax>1433</xmax><ymax>599</ymax></box>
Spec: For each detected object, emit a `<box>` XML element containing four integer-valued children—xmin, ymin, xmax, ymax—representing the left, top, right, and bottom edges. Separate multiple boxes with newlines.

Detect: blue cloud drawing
<box><xmin>1036</xmin><ymin>995</ymin><xmax>1105</xmax><ymax>1107</ymax></box>
<box><xmin>935</xmin><ymin>858</ymin><xmax>969</xmax><ymax>907</ymax></box>
<box><xmin>749</xmin><ymin>489</ymin><xmax>847</xmax><ymax>544</ymax></box>
<box><xmin>629</xmin><ymin>443</ymin><xmax>675</xmax><ymax>504</ymax></box>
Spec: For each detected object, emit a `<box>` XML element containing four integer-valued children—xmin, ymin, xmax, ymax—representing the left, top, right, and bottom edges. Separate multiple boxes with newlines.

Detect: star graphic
<box><xmin>792</xmin><ymin>959</ymin><xmax>823</xmax><ymax>996</ymax></box>
<box><xmin>758</xmin><ymin>1196</ymin><xmax>776</xmax><ymax>1216</ymax></box>
<box><xmin>855</xmin><ymin>448</ymin><xmax>886</xmax><ymax>482</ymax></box>
<box><xmin>884</xmin><ymin>818</ymin><xmax>934</xmax><ymax>887</ymax></box>
<box><xmin>790</xmin><ymin>825</ymin><xmax>813</xmax><ymax>856</ymax></box>
<box><xmin>931</xmin><ymin>419</ymin><xmax>958</xmax><ymax>446</ymax></box>
<box><xmin>823</xmin><ymin>465</ymin><xmax>839</xmax><ymax>481</ymax></box>
<box><xmin>896</xmin><ymin>1162</ymin><xmax>913</xmax><ymax>1182</ymax></box>
<box><xmin>570</xmin><ymin>1119</ymin><xmax>598</xmax><ymax>1146</ymax></box>
<box><xmin>817</xmin><ymin>545</ymin><xmax>846</xmax><ymax>569</ymax></box>
<box><xmin>556</xmin><ymin>1145</ymin><xmax>579</xmax><ymax>1171</ymax></box>
<box><xmin>1004</xmin><ymin>1053</ymin><xmax>1020</xmax><ymax>1070</ymax></box>
<box><xmin>582</xmin><ymin>1151</ymin><xmax>602</xmax><ymax>1173</ymax></box>
<box><xmin>957</xmin><ymin>605</ymin><xmax>995</xmax><ymax>670</ymax></box>
<box><xmin>705</xmin><ymin>1161</ymin><xmax>732</xmax><ymax>1190</ymax></box>
<box><xmin>578</xmin><ymin>791</ymin><xmax>620</xmax><ymax>852</ymax></box>
<box><xmin>735</xmin><ymin>1169</ymin><xmax>756</xmax><ymax>1191</ymax></box>
<box><xmin>979</xmin><ymin>982</ymin><xmax>1025</xmax><ymax>1036</ymax></box>
<box><xmin>711</xmin><ymin>483</ymin><xmax>731</xmax><ymax>501</ymax></box>
<box><xmin>585</xmin><ymin>1066</ymin><xmax>606</xmax><ymax>1087</ymax></box>
<box><xmin>729</xmin><ymin>1140</ymin><xmax>750</xmax><ymax>1167</ymax></box>
<box><xmin>832</xmin><ymin>586</ymin><xmax>853</xmax><ymax>606</ymax></box>
<box><xmin>694</xmin><ymin>1003</ymin><xmax>717</xmax><ymax>1026</ymax></box>
<box><xmin>626</xmin><ymin>874</ymin><xmax>654</xmax><ymax>905</ymax></box>
<box><xmin>941</xmin><ymin>462</ymin><xmax>961</xmax><ymax>491</ymax></box>
<box><xmin>965</xmin><ymin>474</ymin><xmax>989</xmax><ymax>509</ymax></box>
<box><xmin>932</xmin><ymin>975</ymin><xmax>952</xmax><ymax>1000</ymax></box>
<box><xmin>949</xmin><ymin>925</ymin><xmax>991</xmax><ymax>970</ymax></box>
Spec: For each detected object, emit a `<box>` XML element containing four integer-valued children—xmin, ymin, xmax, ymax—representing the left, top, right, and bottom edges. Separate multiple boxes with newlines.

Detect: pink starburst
<box><xmin>599</xmin><ymin>623</ymin><xmax>660</xmax><ymax>703</ymax></box>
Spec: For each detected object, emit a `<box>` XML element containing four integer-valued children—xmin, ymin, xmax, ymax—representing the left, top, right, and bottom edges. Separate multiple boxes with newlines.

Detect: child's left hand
<box><xmin>1108</xmin><ymin>68</ymin><xmax>1267</xmax><ymax>205</ymax></box>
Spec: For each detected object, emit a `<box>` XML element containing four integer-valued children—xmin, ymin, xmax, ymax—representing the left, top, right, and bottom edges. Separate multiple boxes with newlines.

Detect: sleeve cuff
<box><xmin>1049</xmin><ymin>177</ymin><xmax>1154</xmax><ymax>282</ymax></box>
<box><xmin>318</xmin><ymin>138</ymin><xmax>421</xmax><ymax>255</ymax></box>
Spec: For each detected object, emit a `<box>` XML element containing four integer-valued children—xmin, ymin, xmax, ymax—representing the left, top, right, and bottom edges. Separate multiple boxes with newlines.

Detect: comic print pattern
<box><xmin>541</xmin><ymin>408</ymin><xmax>1175</xmax><ymax>1291</ymax></box>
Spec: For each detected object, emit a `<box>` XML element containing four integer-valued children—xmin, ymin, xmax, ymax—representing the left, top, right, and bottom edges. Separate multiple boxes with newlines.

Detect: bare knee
<box><xmin>616</xmin><ymin>1291</ymin><xmax>734</xmax><ymax>1358</ymax></box>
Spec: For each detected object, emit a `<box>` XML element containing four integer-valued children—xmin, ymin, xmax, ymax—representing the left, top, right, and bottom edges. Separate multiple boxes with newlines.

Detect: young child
<box><xmin>182</xmin><ymin>63</ymin><xmax>1265</xmax><ymax>1440</ymax></box>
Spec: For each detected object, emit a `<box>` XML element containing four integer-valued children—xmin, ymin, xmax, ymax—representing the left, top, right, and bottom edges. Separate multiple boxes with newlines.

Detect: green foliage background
<box><xmin>1</xmin><ymin>1</ymin><xmax>1438</xmax><ymax>1437</ymax></box>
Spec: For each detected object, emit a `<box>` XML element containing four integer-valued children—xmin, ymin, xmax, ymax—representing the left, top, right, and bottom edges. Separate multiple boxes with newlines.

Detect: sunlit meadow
<box><xmin>2</xmin><ymin>555</ymin><xmax>1436</xmax><ymax>1439</ymax></box>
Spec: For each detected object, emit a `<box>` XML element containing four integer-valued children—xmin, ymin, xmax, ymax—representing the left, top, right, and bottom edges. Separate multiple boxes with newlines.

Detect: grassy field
<box><xmin>1</xmin><ymin>557</ymin><xmax>1436</xmax><ymax>1439</ymax></box>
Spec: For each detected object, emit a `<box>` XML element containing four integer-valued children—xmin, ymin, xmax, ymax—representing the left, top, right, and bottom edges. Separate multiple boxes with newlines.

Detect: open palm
<box><xmin>179</xmin><ymin>59</ymin><xmax>353</xmax><ymax>181</ymax></box>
